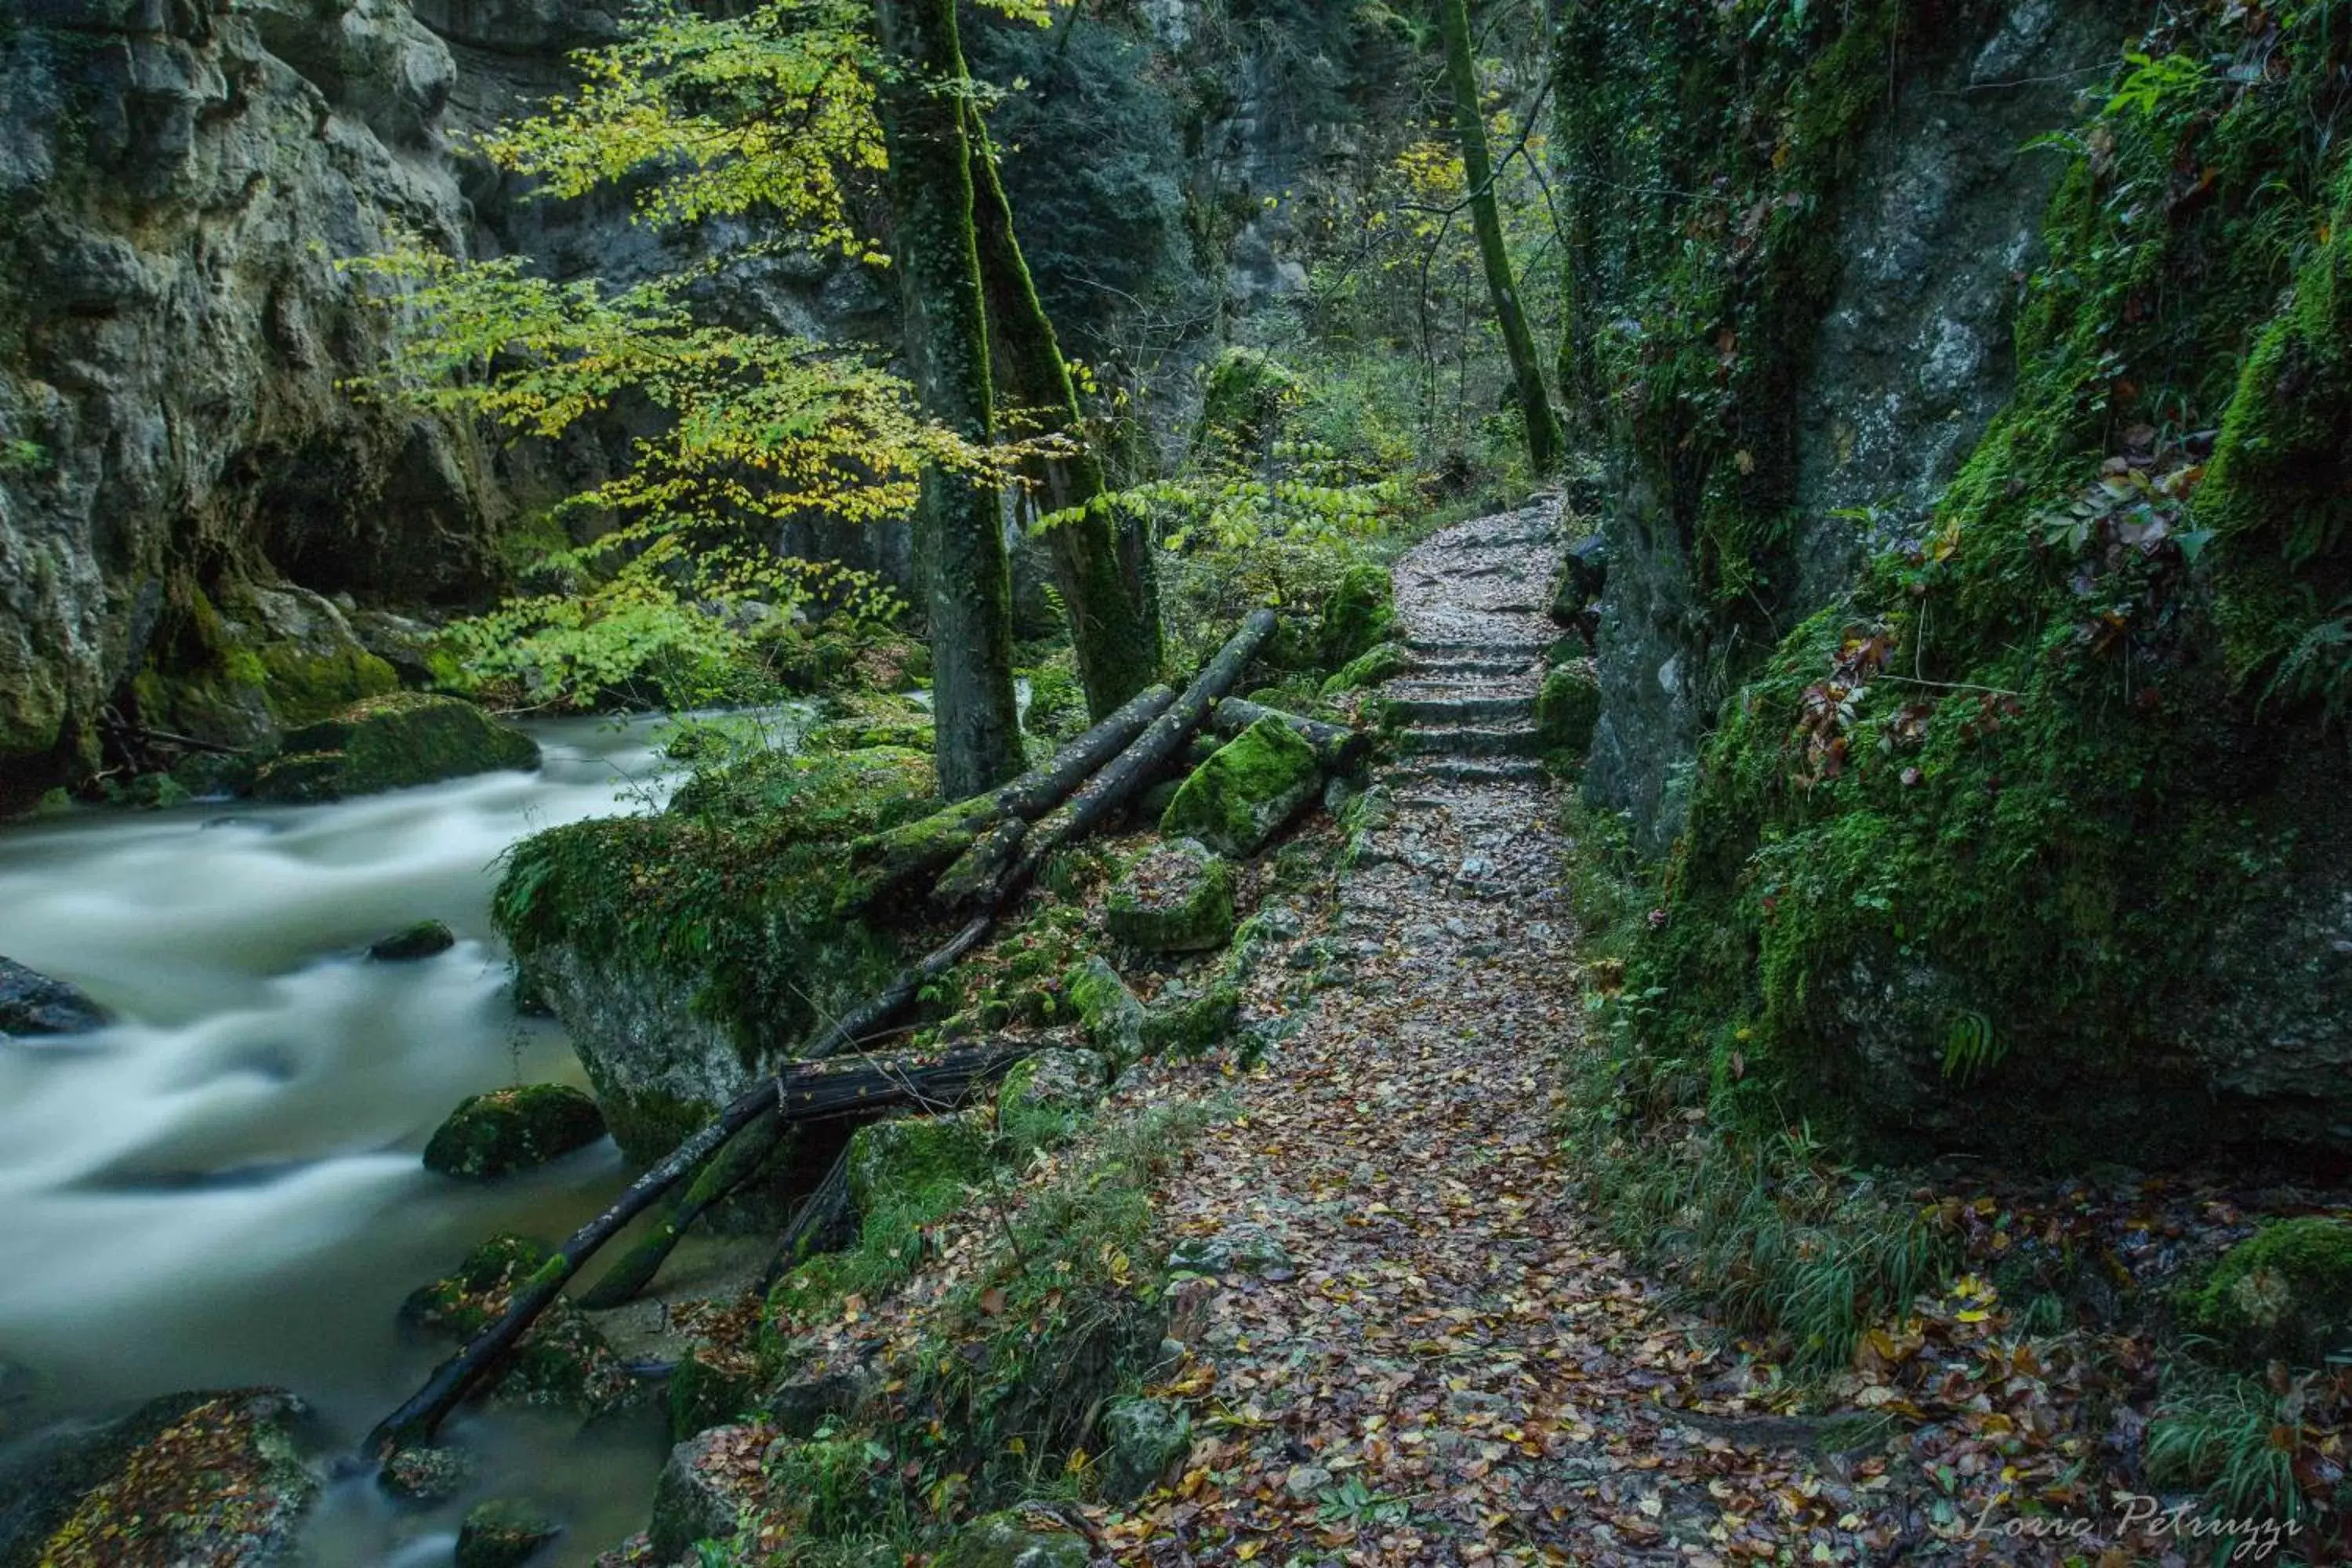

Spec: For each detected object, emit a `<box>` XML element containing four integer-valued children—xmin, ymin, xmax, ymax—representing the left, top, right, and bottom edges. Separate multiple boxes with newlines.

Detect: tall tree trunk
<box><xmin>876</xmin><ymin>0</ymin><xmax>1022</xmax><ymax>797</ymax></box>
<box><xmin>1439</xmin><ymin>0</ymin><xmax>1563</xmax><ymax>475</ymax></box>
<box><xmin>964</xmin><ymin>112</ymin><xmax>1162</xmax><ymax>717</ymax></box>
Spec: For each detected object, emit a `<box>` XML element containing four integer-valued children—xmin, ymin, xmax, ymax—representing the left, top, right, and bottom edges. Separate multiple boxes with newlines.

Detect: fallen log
<box><xmin>932</xmin><ymin>608</ymin><xmax>1279</xmax><ymax>910</ymax></box>
<box><xmin>838</xmin><ymin>684</ymin><xmax>1174</xmax><ymax>914</ymax></box>
<box><xmin>576</xmin><ymin>1107</ymin><xmax>795</xmax><ymax>1310</ymax></box>
<box><xmin>365</xmin><ymin>1036</ymin><xmax>1029</xmax><ymax>1456</ymax></box>
<box><xmin>1207</xmin><ymin>697</ymin><xmax>1368</xmax><ymax>772</ymax></box>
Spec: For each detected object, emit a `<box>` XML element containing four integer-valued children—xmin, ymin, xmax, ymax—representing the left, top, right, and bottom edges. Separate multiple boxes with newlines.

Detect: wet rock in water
<box><xmin>0</xmin><ymin>956</ymin><xmax>111</xmax><ymax>1036</ymax></box>
<box><xmin>1106</xmin><ymin>839</ymin><xmax>1234</xmax><ymax>953</ymax></box>
<box><xmin>423</xmin><ymin>1084</ymin><xmax>608</xmax><ymax>1180</ymax></box>
<box><xmin>401</xmin><ymin>1236</ymin><xmax>638</xmax><ymax>1421</ymax></box>
<box><xmin>1099</xmin><ymin>1396</ymin><xmax>1192</xmax><ymax>1501</ymax></box>
<box><xmin>1160</xmin><ymin>718</ymin><xmax>1323</xmax><ymax>858</ymax></box>
<box><xmin>935</xmin><ymin>1510</ymin><xmax>1091</xmax><ymax>1568</ymax></box>
<box><xmin>0</xmin><ymin>1387</ymin><xmax>318</xmax><ymax>1567</ymax></box>
<box><xmin>456</xmin><ymin>1498</ymin><xmax>562</xmax><ymax>1568</ymax></box>
<box><xmin>376</xmin><ymin>1443</ymin><xmax>472</xmax><ymax>1505</ymax></box>
<box><xmin>252</xmin><ymin>694</ymin><xmax>539</xmax><ymax>803</ymax></box>
<box><xmin>368</xmin><ymin>919</ymin><xmax>456</xmax><ymax>962</ymax></box>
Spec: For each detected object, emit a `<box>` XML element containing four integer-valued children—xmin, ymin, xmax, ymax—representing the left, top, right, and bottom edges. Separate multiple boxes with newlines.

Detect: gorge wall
<box><xmin>1561</xmin><ymin>0</ymin><xmax>2352</xmax><ymax>1163</ymax></box>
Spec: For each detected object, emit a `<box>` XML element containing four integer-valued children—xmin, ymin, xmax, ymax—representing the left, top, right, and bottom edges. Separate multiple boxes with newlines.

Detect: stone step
<box><xmin>1405</xmin><ymin>635</ymin><xmax>1551</xmax><ymax>656</ymax></box>
<box><xmin>1388</xmin><ymin>757</ymin><xmax>1551</xmax><ymax>786</ymax></box>
<box><xmin>1403</xmin><ymin>655</ymin><xmax>1539</xmax><ymax>681</ymax></box>
<box><xmin>1383</xmin><ymin>694</ymin><xmax>1535</xmax><ymax>727</ymax></box>
<box><xmin>1396</xmin><ymin>725</ymin><xmax>1544</xmax><ymax>759</ymax></box>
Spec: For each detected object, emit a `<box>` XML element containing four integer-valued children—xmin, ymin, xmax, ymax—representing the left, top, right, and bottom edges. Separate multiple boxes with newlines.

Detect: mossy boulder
<box><xmin>1160</xmin><ymin>717</ymin><xmax>1323</xmax><ymax>858</ymax></box>
<box><xmin>937</xmin><ymin>1511</ymin><xmax>1091</xmax><ymax>1568</ymax></box>
<box><xmin>669</xmin><ymin>1345</ymin><xmax>763</xmax><ymax>1444</ymax></box>
<box><xmin>1106</xmin><ymin>840</ymin><xmax>1235</xmax><ymax>953</ymax></box>
<box><xmin>1142</xmin><ymin>981</ymin><xmax>1243</xmax><ymax>1060</ymax></box>
<box><xmin>2181</xmin><ymin>1218</ymin><xmax>2352</xmax><ymax>1370</ymax></box>
<box><xmin>1534</xmin><ymin>665</ymin><xmax>1602</xmax><ymax>757</ymax></box>
<box><xmin>377</xmin><ymin>1443</ymin><xmax>470</xmax><ymax>1505</ymax></box>
<box><xmin>495</xmin><ymin>746</ymin><xmax>931</xmax><ymax>1161</ymax></box>
<box><xmin>368</xmin><ymin>920</ymin><xmax>455</xmax><ymax>962</ymax></box>
<box><xmin>1066</xmin><ymin>956</ymin><xmax>1147</xmax><ymax>1065</ymax></box>
<box><xmin>648</xmin><ymin>1425</ymin><xmax>774</xmax><ymax>1563</ymax></box>
<box><xmin>252</xmin><ymin>693</ymin><xmax>539</xmax><ymax>803</ymax></box>
<box><xmin>847</xmin><ymin>1111</ymin><xmax>991</xmax><ymax>1215</ymax></box>
<box><xmin>802</xmin><ymin>692</ymin><xmax>935</xmax><ymax>754</ymax></box>
<box><xmin>1316</xmin><ymin>564</ymin><xmax>1396</xmax><ymax>670</ymax></box>
<box><xmin>2</xmin><ymin>1388</ymin><xmax>318</xmax><ymax>1568</ymax></box>
<box><xmin>1320</xmin><ymin>641</ymin><xmax>1409</xmax><ymax>696</ymax></box>
<box><xmin>400</xmin><ymin>1236</ymin><xmax>637</xmax><ymax>1420</ymax></box>
<box><xmin>1099</xmin><ymin>1396</ymin><xmax>1192</xmax><ymax>1501</ymax></box>
<box><xmin>456</xmin><ymin>1498</ymin><xmax>560</xmax><ymax>1568</ymax></box>
<box><xmin>423</xmin><ymin>1084</ymin><xmax>608</xmax><ymax>1180</ymax></box>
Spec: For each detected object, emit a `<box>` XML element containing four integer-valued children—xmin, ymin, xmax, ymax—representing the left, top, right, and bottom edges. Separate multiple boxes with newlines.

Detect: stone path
<box><xmin>1111</xmin><ymin>504</ymin><xmax>1886</xmax><ymax>1565</ymax></box>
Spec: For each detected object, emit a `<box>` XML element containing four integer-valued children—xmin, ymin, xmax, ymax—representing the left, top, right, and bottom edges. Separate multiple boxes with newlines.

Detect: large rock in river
<box><xmin>423</xmin><ymin>1083</ymin><xmax>608</xmax><ymax>1179</ymax></box>
<box><xmin>252</xmin><ymin>693</ymin><xmax>539</xmax><ymax>802</ymax></box>
<box><xmin>0</xmin><ymin>1387</ymin><xmax>318</xmax><ymax>1568</ymax></box>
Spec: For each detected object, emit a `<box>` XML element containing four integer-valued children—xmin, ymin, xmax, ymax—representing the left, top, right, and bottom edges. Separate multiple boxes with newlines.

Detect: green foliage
<box><xmin>2145</xmin><ymin>1363</ymin><xmax>2336</xmax><ymax>1540</ymax></box>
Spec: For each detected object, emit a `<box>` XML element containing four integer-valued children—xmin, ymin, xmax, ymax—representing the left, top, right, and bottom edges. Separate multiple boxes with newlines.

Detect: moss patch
<box><xmin>2182</xmin><ymin>1218</ymin><xmax>2352</xmax><ymax>1370</ymax></box>
<box><xmin>1160</xmin><ymin>717</ymin><xmax>1323</xmax><ymax>858</ymax></box>
<box><xmin>1316</xmin><ymin>564</ymin><xmax>1397</xmax><ymax>670</ymax></box>
<box><xmin>1105</xmin><ymin>840</ymin><xmax>1236</xmax><ymax>953</ymax></box>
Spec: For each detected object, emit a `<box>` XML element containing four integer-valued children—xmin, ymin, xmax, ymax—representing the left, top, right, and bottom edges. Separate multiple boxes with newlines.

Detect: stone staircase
<box><xmin>1381</xmin><ymin>500</ymin><xmax>1563</xmax><ymax>789</ymax></box>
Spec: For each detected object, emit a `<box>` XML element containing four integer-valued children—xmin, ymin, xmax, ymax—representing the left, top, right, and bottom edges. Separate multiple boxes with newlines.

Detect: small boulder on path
<box><xmin>1105</xmin><ymin>839</ymin><xmax>1234</xmax><ymax>953</ymax></box>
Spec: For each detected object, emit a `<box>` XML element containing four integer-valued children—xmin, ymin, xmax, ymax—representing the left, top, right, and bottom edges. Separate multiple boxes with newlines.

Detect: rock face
<box><xmin>1161</xmin><ymin>717</ymin><xmax>1323</xmax><ymax>858</ymax></box>
<box><xmin>1573</xmin><ymin>2</ymin><xmax>2125</xmax><ymax>855</ymax></box>
<box><xmin>1106</xmin><ymin>839</ymin><xmax>1235</xmax><ymax>953</ymax></box>
<box><xmin>0</xmin><ymin>1387</ymin><xmax>318</xmax><ymax>1568</ymax></box>
<box><xmin>0</xmin><ymin>0</ymin><xmax>504</xmax><ymax>805</ymax></box>
<box><xmin>251</xmin><ymin>692</ymin><xmax>539</xmax><ymax>801</ymax></box>
<box><xmin>0</xmin><ymin>955</ymin><xmax>111</xmax><ymax>1036</ymax></box>
<box><xmin>423</xmin><ymin>1082</ymin><xmax>607</xmax><ymax>1179</ymax></box>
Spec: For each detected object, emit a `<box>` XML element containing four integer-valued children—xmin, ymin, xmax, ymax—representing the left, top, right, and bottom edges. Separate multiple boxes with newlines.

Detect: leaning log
<box><xmin>1207</xmin><ymin>697</ymin><xmax>1368</xmax><ymax>772</ymax></box>
<box><xmin>932</xmin><ymin>608</ymin><xmax>1279</xmax><ymax>910</ymax></box>
<box><xmin>840</xmin><ymin>685</ymin><xmax>1176</xmax><ymax>915</ymax></box>
<box><xmin>365</xmin><ymin>1036</ymin><xmax>1028</xmax><ymax>1456</ymax></box>
<box><xmin>577</xmin><ymin>1107</ymin><xmax>796</xmax><ymax>1310</ymax></box>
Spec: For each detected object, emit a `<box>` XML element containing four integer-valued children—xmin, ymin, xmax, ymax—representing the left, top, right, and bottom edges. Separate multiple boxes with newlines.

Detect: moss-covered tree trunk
<box><xmin>964</xmin><ymin>112</ymin><xmax>1162</xmax><ymax>717</ymax></box>
<box><xmin>875</xmin><ymin>0</ymin><xmax>1022</xmax><ymax>797</ymax></box>
<box><xmin>1441</xmin><ymin>0</ymin><xmax>1563</xmax><ymax>474</ymax></box>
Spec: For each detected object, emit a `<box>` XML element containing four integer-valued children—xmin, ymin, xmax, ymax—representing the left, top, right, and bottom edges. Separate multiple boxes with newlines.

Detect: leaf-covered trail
<box><xmin>1104</xmin><ymin>505</ymin><xmax>1893</xmax><ymax>1565</ymax></box>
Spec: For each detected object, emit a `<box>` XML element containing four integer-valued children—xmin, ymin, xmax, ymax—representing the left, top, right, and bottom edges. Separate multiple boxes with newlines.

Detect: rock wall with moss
<box><xmin>0</xmin><ymin>0</ymin><xmax>517</xmax><ymax>807</ymax></box>
<box><xmin>1572</xmin><ymin>0</ymin><xmax>2352</xmax><ymax>1161</ymax></box>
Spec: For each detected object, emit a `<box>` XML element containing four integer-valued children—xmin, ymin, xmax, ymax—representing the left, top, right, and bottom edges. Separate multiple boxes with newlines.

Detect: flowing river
<box><xmin>0</xmin><ymin>709</ymin><xmax>807</xmax><ymax>1564</ymax></box>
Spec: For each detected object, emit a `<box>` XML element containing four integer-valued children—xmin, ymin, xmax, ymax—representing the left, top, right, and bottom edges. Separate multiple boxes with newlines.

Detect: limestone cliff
<box><xmin>0</xmin><ymin>0</ymin><xmax>506</xmax><ymax>804</ymax></box>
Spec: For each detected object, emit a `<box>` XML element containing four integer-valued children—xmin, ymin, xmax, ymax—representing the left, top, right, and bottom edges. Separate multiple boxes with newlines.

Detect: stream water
<box><xmin>0</xmin><ymin>709</ymin><xmax>807</xmax><ymax>1564</ymax></box>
